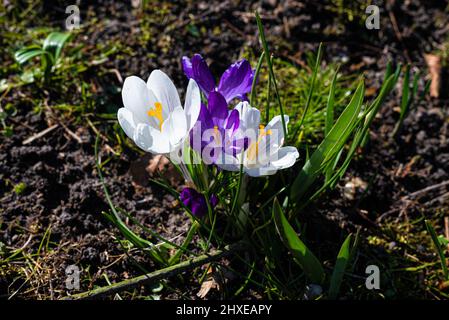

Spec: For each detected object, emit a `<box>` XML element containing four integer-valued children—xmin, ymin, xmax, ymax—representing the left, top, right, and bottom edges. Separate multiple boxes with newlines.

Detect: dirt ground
<box><xmin>1</xmin><ymin>0</ymin><xmax>449</xmax><ymax>299</ymax></box>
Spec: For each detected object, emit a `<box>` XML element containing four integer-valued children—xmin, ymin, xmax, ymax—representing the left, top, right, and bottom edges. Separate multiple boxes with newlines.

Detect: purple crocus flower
<box><xmin>190</xmin><ymin>91</ymin><xmax>248</xmax><ymax>164</ymax></box>
<box><xmin>182</xmin><ymin>54</ymin><xmax>254</xmax><ymax>103</ymax></box>
<box><xmin>180</xmin><ymin>187</ymin><xmax>218</xmax><ymax>218</ymax></box>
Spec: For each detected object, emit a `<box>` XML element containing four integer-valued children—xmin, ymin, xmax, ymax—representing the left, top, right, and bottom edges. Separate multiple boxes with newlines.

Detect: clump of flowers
<box><xmin>117</xmin><ymin>54</ymin><xmax>299</xmax><ymax>218</ymax></box>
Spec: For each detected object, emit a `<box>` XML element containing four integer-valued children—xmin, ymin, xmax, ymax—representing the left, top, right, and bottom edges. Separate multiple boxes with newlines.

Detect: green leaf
<box><xmin>425</xmin><ymin>220</ymin><xmax>449</xmax><ymax>280</ymax></box>
<box><xmin>301</xmin><ymin>73</ymin><xmax>398</xmax><ymax>207</ymax></box>
<box><xmin>324</xmin><ymin>66</ymin><xmax>340</xmax><ymax>183</ymax></box>
<box><xmin>168</xmin><ymin>221</ymin><xmax>200</xmax><ymax>265</ymax></box>
<box><xmin>94</xmin><ymin>135</ymin><xmax>166</xmax><ymax>266</ymax></box>
<box><xmin>290</xmin><ymin>80</ymin><xmax>365</xmax><ymax>202</ymax></box>
<box><xmin>438</xmin><ymin>235</ymin><xmax>449</xmax><ymax>247</ymax></box>
<box><xmin>14</xmin><ymin>47</ymin><xmax>46</xmax><ymax>65</ymax></box>
<box><xmin>328</xmin><ymin>233</ymin><xmax>355</xmax><ymax>299</ymax></box>
<box><xmin>400</xmin><ymin>65</ymin><xmax>410</xmax><ymax>114</ymax></box>
<box><xmin>383</xmin><ymin>61</ymin><xmax>392</xmax><ymax>82</ymax></box>
<box><xmin>298</xmin><ymin>43</ymin><xmax>323</xmax><ymax>131</ymax></box>
<box><xmin>43</xmin><ymin>32</ymin><xmax>71</xmax><ymax>61</ymax></box>
<box><xmin>325</xmin><ymin>66</ymin><xmax>339</xmax><ymax>137</ymax></box>
<box><xmin>361</xmin><ymin>70</ymin><xmax>399</xmax><ymax>146</ymax></box>
<box><xmin>273</xmin><ymin>198</ymin><xmax>324</xmax><ymax>284</ymax></box>
<box><xmin>250</xmin><ymin>51</ymin><xmax>265</xmax><ymax>106</ymax></box>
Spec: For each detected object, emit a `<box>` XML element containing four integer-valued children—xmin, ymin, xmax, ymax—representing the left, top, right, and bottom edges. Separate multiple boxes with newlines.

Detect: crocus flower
<box><xmin>117</xmin><ymin>70</ymin><xmax>201</xmax><ymax>155</ymax></box>
<box><xmin>182</xmin><ymin>54</ymin><xmax>254</xmax><ymax>103</ymax></box>
<box><xmin>190</xmin><ymin>91</ymin><xmax>247</xmax><ymax>164</ymax></box>
<box><xmin>220</xmin><ymin>101</ymin><xmax>299</xmax><ymax>177</ymax></box>
<box><xmin>180</xmin><ymin>187</ymin><xmax>218</xmax><ymax>218</ymax></box>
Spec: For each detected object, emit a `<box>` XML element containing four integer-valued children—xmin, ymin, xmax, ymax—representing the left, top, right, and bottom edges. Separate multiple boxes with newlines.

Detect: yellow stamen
<box><xmin>147</xmin><ymin>102</ymin><xmax>164</xmax><ymax>130</ymax></box>
<box><xmin>247</xmin><ymin>124</ymin><xmax>273</xmax><ymax>161</ymax></box>
<box><xmin>213</xmin><ymin>125</ymin><xmax>220</xmax><ymax>143</ymax></box>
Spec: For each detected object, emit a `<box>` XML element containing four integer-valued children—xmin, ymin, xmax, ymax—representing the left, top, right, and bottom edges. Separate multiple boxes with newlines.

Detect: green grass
<box><xmin>248</xmin><ymin>52</ymin><xmax>357</xmax><ymax>146</ymax></box>
<box><xmin>0</xmin><ymin>1</ymin><xmax>447</xmax><ymax>300</ymax></box>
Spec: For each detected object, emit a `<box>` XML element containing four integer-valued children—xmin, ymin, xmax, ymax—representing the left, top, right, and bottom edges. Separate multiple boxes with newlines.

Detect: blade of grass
<box><xmin>43</xmin><ymin>32</ymin><xmax>71</xmax><ymax>61</ymax></box>
<box><xmin>265</xmin><ymin>71</ymin><xmax>271</xmax><ymax>124</ymax></box>
<box><xmin>255</xmin><ymin>11</ymin><xmax>287</xmax><ymax>137</ymax></box>
<box><xmin>324</xmin><ymin>66</ymin><xmax>339</xmax><ymax>183</ymax></box>
<box><xmin>250</xmin><ymin>51</ymin><xmax>265</xmax><ymax>106</ymax></box>
<box><xmin>14</xmin><ymin>47</ymin><xmax>46</xmax><ymax>65</ymax></box>
<box><xmin>297</xmin><ymin>43</ymin><xmax>323</xmax><ymax>133</ymax></box>
<box><xmin>392</xmin><ymin>65</ymin><xmax>410</xmax><ymax>137</ymax></box>
<box><xmin>168</xmin><ymin>220</ymin><xmax>200</xmax><ymax>265</ymax></box>
<box><xmin>290</xmin><ymin>80</ymin><xmax>365</xmax><ymax>203</ymax></box>
<box><xmin>425</xmin><ymin>220</ymin><xmax>449</xmax><ymax>280</ymax></box>
<box><xmin>325</xmin><ymin>65</ymin><xmax>339</xmax><ymax>136</ymax></box>
<box><xmin>328</xmin><ymin>233</ymin><xmax>353</xmax><ymax>299</ymax></box>
<box><xmin>303</xmin><ymin>73</ymin><xmax>398</xmax><ymax>205</ymax></box>
<box><xmin>273</xmin><ymin>198</ymin><xmax>324</xmax><ymax>284</ymax></box>
<box><xmin>95</xmin><ymin>135</ymin><xmax>166</xmax><ymax>265</ymax></box>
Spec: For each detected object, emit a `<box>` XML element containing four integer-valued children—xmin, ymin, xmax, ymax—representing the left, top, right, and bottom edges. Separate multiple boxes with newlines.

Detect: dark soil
<box><xmin>1</xmin><ymin>0</ymin><xmax>449</xmax><ymax>299</ymax></box>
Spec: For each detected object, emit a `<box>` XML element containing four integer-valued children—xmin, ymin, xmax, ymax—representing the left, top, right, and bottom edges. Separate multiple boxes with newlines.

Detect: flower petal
<box><xmin>147</xmin><ymin>70</ymin><xmax>181</xmax><ymax>113</ymax></box>
<box><xmin>184</xmin><ymin>79</ymin><xmax>201</xmax><ymax>130</ymax></box>
<box><xmin>122</xmin><ymin>76</ymin><xmax>154</xmax><ymax>124</ymax></box>
<box><xmin>235</xmin><ymin>101</ymin><xmax>260</xmax><ymax>130</ymax></box>
<box><xmin>266</xmin><ymin>114</ymin><xmax>289</xmax><ymax>151</ymax></box>
<box><xmin>209</xmin><ymin>194</ymin><xmax>218</xmax><ymax>207</ymax></box>
<box><xmin>181</xmin><ymin>56</ymin><xmax>194</xmax><ymax>79</ymax></box>
<box><xmin>225</xmin><ymin>109</ymin><xmax>240</xmax><ymax>131</ymax></box>
<box><xmin>198</xmin><ymin>103</ymin><xmax>214</xmax><ymax>129</ymax></box>
<box><xmin>192</xmin><ymin>54</ymin><xmax>215</xmax><ymax>93</ymax></box>
<box><xmin>245</xmin><ymin>165</ymin><xmax>278</xmax><ymax>177</ymax></box>
<box><xmin>161</xmin><ymin>106</ymin><xmax>187</xmax><ymax>148</ymax></box>
<box><xmin>208</xmin><ymin>91</ymin><xmax>228</xmax><ymax>126</ymax></box>
<box><xmin>218</xmin><ymin>59</ymin><xmax>254</xmax><ymax>103</ymax></box>
<box><xmin>180</xmin><ymin>187</ymin><xmax>207</xmax><ymax>218</ymax></box>
<box><xmin>117</xmin><ymin>108</ymin><xmax>137</xmax><ymax>140</ymax></box>
<box><xmin>133</xmin><ymin>123</ymin><xmax>170</xmax><ymax>154</ymax></box>
<box><xmin>216</xmin><ymin>153</ymin><xmax>240</xmax><ymax>172</ymax></box>
<box><xmin>270</xmin><ymin>146</ymin><xmax>299</xmax><ymax>169</ymax></box>
<box><xmin>183</xmin><ymin>54</ymin><xmax>215</xmax><ymax>96</ymax></box>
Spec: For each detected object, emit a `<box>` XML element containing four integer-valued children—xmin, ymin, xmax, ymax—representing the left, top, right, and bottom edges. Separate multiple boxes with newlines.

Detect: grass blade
<box><xmin>94</xmin><ymin>135</ymin><xmax>166</xmax><ymax>265</ymax></box>
<box><xmin>273</xmin><ymin>198</ymin><xmax>324</xmax><ymax>284</ymax></box>
<box><xmin>168</xmin><ymin>221</ymin><xmax>200</xmax><ymax>265</ymax></box>
<box><xmin>425</xmin><ymin>220</ymin><xmax>449</xmax><ymax>280</ymax></box>
<box><xmin>297</xmin><ymin>43</ymin><xmax>323</xmax><ymax>132</ymax></box>
<box><xmin>250</xmin><ymin>51</ymin><xmax>265</xmax><ymax>106</ymax></box>
<box><xmin>290</xmin><ymin>80</ymin><xmax>365</xmax><ymax>202</ymax></box>
<box><xmin>328</xmin><ymin>233</ymin><xmax>354</xmax><ymax>299</ymax></box>
<box><xmin>255</xmin><ymin>11</ymin><xmax>287</xmax><ymax>137</ymax></box>
<box><xmin>43</xmin><ymin>32</ymin><xmax>71</xmax><ymax>61</ymax></box>
<box><xmin>14</xmin><ymin>47</ymin><xmax>46</xmax><ymax>65</ymax></box>
<box><xmin>325</xmin><ymin>66</ymin><xmax>339</xmax><ymax>137</ymax></box>
<box><xmin>324</xmin><ymin>66</ymin><xmax>339</xmax><ymax>183</ymax></box>
<box><xmin>401</xmin><ymin>65</ymin><xmax>410</xmax><ymax>113</ymax></box>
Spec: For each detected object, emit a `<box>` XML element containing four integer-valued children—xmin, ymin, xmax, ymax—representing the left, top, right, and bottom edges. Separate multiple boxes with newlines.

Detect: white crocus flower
<box><xmin>117</xmin><ymin>70</ymin><xmax>201</xmax><ymax>155</ymax></box>
<box><xmin>220</xmin><ymin>101</ymin><xmax>299</xmax><ymax>177</ymax></box>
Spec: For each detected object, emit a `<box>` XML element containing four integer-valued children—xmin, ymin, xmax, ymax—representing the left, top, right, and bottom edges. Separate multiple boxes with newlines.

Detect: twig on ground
<box><xmin>377</xmin><ymin>180</ymin><xmax>449</xmax><ymax>222</ymax></box>
<box><xmin>405</xmin><ymin>180</ymin><xmax>449</xmax><ymax>200</ymax></box>
<box><xmin>22</xmin><ymin>124</ymin><xmax>59</xmax><ymax>145</ymax></box>
<box><xmin>108</xmin><ymin>68</ymin><xmax>123</xmax><ymax>84</ymax></box>
<box><xmin>61</xmin><ymin>241</ymin><xmax>246</xmax><ymax>300</ymax></box>
<box><xmin>86</xmin><ymin>117</ymin><xmax>109</xmax><ymax>143</ymax></box>
<box><xmin>59</xmin><ymin>122</ymin><xmax>83</xmax><ymax>144</ymax></box>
